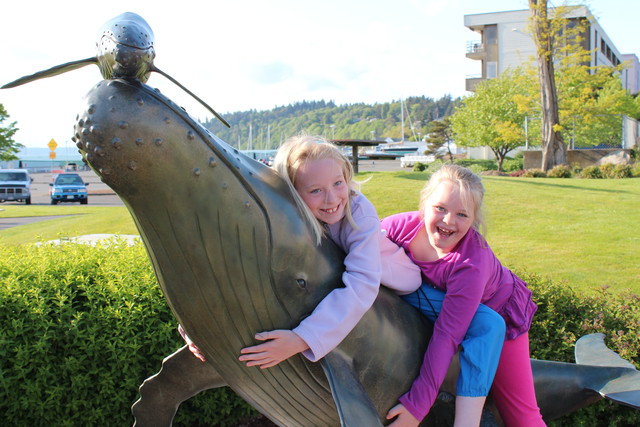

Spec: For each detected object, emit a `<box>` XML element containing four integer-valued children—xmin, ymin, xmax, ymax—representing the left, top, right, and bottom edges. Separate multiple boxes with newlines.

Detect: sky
<box><xmin>0</xmin><ymin>0</ymin><xmax>637</xmax><ymax>149</ymax></box>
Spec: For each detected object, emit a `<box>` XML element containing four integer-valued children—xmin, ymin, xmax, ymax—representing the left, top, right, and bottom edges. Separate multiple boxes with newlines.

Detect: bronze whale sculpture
<box><xmin>3</xmin><ymin>12</ymin><xmax>639</xmax><ymax>426</ymax></box>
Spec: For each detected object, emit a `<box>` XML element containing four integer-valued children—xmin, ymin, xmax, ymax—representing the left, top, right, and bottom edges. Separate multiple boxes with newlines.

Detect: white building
<box><xmin>463</xmin><ymin>6</ymin><xmax>639</xmax><ymax>94</ymax></box>
<box><xmin>462</xmin><ymin>5</ymin><xmax>639</xmax><ymax>161</ymax></box>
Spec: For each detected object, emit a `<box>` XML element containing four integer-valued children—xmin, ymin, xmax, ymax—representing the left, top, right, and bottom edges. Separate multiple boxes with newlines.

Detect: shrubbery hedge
<box><xmin>0</xmin><ymin>241</ymin><xmax>254</xmax><ymax>426</ymax></box>
<box><xmin>1</xmin><ymin>242</ymin><xmax>638</xmax><ymax>425</ymax></box>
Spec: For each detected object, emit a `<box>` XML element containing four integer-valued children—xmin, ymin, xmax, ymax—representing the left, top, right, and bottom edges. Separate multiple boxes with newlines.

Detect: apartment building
<box><xmin>463</xmin><ymin>6</ymin><xmax>639</xmax><ymax>94</ymax></box>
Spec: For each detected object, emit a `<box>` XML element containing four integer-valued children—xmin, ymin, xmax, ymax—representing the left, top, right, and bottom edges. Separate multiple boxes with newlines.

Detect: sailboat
<box><xmin>366</xmin><ymin>98</ymin><xmax>426</xmax><ymax>158</ymax></box>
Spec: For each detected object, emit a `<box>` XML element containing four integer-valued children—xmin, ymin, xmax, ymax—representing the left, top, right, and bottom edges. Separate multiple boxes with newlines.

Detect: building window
<box><xmin>485</xmin><ymin>25</ymin><xmax>497</xmax><ymax>45</ymax></box>
<box><xmin>487</xmin><ymin>61</ymin><xmax>498</xmax><ymax>78</ymax></box>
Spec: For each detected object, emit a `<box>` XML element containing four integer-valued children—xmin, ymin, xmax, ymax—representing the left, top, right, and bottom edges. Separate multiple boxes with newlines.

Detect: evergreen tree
<box><xmin>0</xmin><ymin>104</ymin><xmax>22</xmax><ymax>161</ymax></box>
<box><xmin>425</xmin><ymin>118</ymin><xmax>454</xmax><ymax>162</ymax></box>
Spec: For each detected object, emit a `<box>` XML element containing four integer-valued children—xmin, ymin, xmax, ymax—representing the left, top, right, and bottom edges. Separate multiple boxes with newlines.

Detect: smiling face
<box><xmin>422</xmin><ymin>180</ymin><xmax>475</xmax><ymax>258</ymax></box>
<box><xmin>294</xmin><ymin>157</ymin><xmax>349</xmax><ymax>225</ymax></box>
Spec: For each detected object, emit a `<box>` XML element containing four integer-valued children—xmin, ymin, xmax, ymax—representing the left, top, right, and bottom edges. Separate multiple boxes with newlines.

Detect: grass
<box><xmin>1</xmin><ymin>172</ymin><xmax>638</xmax><ymax>294</ymax></box>
<box><xmin>0</xmin><ymin>205</ymin><xmax>137</xmax><ymax>244</ymax></box>
<box><xmin>360</xmin><ymin>172</ymin><xmax>640</xmax><ymax>295</ymax></box>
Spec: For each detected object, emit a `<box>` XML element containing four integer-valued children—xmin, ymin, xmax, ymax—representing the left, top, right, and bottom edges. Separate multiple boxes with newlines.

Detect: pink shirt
<box><xmin>293</xmin><ymin>193</ymin><xmax>421</xmax><ymax>361</ymax></box>
<box><xmin>381</xmin><ymin>211</ymin><xmax>537</xmax><ymax>420</ymax></box>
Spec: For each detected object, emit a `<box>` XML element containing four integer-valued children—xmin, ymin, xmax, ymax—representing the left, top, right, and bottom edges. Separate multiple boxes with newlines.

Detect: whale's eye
<box><xmin>296</xmin><ymin>279</ymin><xmax>307</xmax><ymax>289</ymax></box>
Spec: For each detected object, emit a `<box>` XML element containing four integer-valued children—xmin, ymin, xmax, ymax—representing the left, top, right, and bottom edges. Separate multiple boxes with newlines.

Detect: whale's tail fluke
<box><xmin>574</xmin><ymin>333</ymin><xmax>640</xmax><ymax>410</ymax></box>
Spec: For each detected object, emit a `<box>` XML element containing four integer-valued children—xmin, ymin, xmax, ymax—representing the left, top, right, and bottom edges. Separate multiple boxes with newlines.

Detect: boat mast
<box><xmin>400</xmin><ymin>98</ymin><xmax>405</xmax><ymax>142</ymax></box>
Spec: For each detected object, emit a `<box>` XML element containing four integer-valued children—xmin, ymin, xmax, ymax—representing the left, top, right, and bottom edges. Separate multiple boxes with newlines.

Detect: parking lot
<box><xmin>14</xmin><ymin>170</ymin><xmax>123</xmax><ymax>206</ymax></box>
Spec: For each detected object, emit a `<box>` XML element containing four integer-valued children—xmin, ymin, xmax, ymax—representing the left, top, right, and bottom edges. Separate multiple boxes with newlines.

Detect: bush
<box><xmin>601</xmin><ymin>164</ymin><xmax>633</xmax><ymax>179</ymax></box>
<box><xmin>522</xmin><ymin>168</ymin><xmax>547</xmax><ymax>178</ymax></box>
<box><xmin>571</xmin><ymin>163</ymin><xmax>583</xmax><ymax>176</ymax></box>
<box><xmin>412</xmin><ymin>162</ymin><xmax>427</xmax><ymax>172</ymax></box>
<box><xmin>454</xmin><ymin>159</ymin><xmax>498</xmax><ymax>172</ymax></box>
<box><xmin>581</xmin><ymin>165</ymin><xmax>603</xmax><ymax>179</ymax></box>
<box><xmin>523</xmin><ymin>271</ymin><xmax>640</xmax><ymax>426</ymax></box>
<box><xmin>583</xmin><ymin>164</ymin><xmax>632</xmax><ymax>179</ymax></box>
<box><xmin>547</xmin><ymin>164</ymin><xmax>572</xmax><ymax>178</ymax></box>
<box><xmin>502</xmin><ymin>158</ymin><xmax>524</xmax><ymax>172</ymax></box>
<box><xmin>0</xmin><ymin>241</ymin><xmax>255</xmax><ymax>426</ymax></box>
<box><xmin>509</xmin><ymin>170</ymin><xmax>526</xmax><ymax>177</ymax></box>
<box><xmin>2</xmin><ymin>244</ymin><xmax>639</xmax><ymax>426</ymax></box>
<box><xmin>632</xmin><ymin>162</ymin><xmax>640</xmax><ymax>178</ymax></box>
<box><xmin>599</xmin><ymin>163</ymin><xmax>616</xmax><ymax>178</ymax></box>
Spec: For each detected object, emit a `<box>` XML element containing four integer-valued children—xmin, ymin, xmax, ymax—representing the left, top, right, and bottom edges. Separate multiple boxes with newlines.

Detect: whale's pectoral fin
<box><xmin>320</xmin><ymin>349</ymin><xmax>384</xmax><ymax>427</ymax></box>
<box><xmin>132</xmin><ymin>345</ymin><xmax>227</xmax><ymax>426</ymax></box>
<box><xmin>574</xmin><ymin>333</ymin><xmax>640</xmax><ymax>410</ymax></box>
<box><xmin>1</xmin><ymin>57</ymin><xmax>98</xmax><ymax>89</ymax></box>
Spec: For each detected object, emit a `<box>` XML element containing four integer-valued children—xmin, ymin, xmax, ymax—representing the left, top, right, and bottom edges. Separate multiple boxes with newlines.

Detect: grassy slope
<box><xmin>1</xmin><ymin>173</ymin><xmax>638</xmax><ymax>294</ymax></box>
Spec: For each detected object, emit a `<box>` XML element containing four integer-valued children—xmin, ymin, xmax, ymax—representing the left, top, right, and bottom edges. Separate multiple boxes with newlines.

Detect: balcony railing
<box><xmin>466</xmin><ymin>41</ymin><xmax>485</xmax><ymax>54</ymax></box>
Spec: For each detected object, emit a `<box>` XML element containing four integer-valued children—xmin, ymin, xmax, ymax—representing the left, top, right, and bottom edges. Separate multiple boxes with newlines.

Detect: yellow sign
<box><xmin>49</xmin><ymin>151</ymin><xmax>57</xmax><ymax>159</ymax></box>
<box><xmin>48</xmin><ymin>138</ymin><xmax>58</xmax><ymax>151</ymax></box>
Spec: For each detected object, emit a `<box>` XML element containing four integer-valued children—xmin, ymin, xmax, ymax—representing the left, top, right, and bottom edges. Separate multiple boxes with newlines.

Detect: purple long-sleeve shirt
<box><xmin>293</xmin><ymin>193</ymin><xmax>422</xmax><ymax>361</ymax></box>
<box><xmin>381</xmin><ymin>211</ymin><xmax>537</xmax><ymax>421</ymax></box>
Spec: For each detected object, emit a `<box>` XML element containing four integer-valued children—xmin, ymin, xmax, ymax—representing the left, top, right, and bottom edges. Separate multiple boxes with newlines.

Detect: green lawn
<box><xmin>360</xmin><ymin>172</ymin><xmax>639</xmax><ymax>295</ymax></box>
<box><xmin>1</xmin><ymin>173</ymin><xmax>638</xmax><ymax>294</ymax></box>
<box><xmin>0</xmin><ymin>205</ymin><xmax>137</xmax><ymax>244</ymax></box>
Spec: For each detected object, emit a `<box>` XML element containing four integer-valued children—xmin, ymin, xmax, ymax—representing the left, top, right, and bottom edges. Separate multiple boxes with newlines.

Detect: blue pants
<box><xmin>401</xmin><ymin>283</ymin><xmax>505</xmax><ymax>397</ymax></box>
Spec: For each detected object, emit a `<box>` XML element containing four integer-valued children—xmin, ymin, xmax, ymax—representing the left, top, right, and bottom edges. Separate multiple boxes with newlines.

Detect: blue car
<box><xmin>49</xmin><ymin>173</ymin><xmax>89</xmax><ymax>204</ymax></box>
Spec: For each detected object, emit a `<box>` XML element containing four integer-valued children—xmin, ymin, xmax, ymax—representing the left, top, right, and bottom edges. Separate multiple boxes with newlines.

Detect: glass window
<box><xmin>487</xmin><ymin>61</ymin><xmax>498</xmax><ymax>79</ymax></box>
<box><xmin>484</xmin><ymin>25</ymin><xmax>497</xmax><ymax>45</ymax></box>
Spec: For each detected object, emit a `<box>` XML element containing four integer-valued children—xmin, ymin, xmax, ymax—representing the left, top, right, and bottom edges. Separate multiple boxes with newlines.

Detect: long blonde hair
<box><xmin>273</xmin><ymin>135</ymin><xmax>359</xmax><ymax>245</ymax></box>
<box><xmin>419</xmin><ymin>164</ymin><xmax>486</xmax><ymax>234</ymax></box>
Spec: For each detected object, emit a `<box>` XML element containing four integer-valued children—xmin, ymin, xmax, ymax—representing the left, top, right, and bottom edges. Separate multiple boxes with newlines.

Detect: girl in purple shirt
<box><xmin>382</xmin><ymin>164</ymin><xmax>545</xmax><ymax>426</ymax></box>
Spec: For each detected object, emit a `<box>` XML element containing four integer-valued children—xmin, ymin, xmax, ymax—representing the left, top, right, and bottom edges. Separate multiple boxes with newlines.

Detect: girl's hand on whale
<box><xmin>178</xmin><ymin>324</ymin><xmax>207</xmax><ymax>362</ymax></box>
<box><xmin>386</xmin><ymin>403</ymin><xmax>420</xmax><ymax>427</ymax></box>
<box><xmin>239</xmin><ymin>330</ymin><xmax>309</xmax><ymax>368</ymax></box>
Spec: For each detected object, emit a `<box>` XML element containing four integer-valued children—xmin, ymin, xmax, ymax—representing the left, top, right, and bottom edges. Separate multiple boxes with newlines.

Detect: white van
<box><xmin>0</xmin><ymin>169</ymin><xmax>32</xmax><ymax>204</ymax></box>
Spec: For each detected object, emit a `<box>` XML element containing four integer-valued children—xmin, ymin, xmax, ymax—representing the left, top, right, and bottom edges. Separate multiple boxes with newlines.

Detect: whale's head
<box><xmin>95</xmin><ymin>12</ymin><xmax>156</xmax><ymax>82</ymax></box>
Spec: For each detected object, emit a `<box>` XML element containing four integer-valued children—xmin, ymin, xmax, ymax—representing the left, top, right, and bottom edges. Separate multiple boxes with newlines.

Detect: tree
<box><xmin>558</xmin><ymin>65</ymin><xmax>639</xmax><ymax>148</ymax></box>
<box><xmin>0</xmin><ymin>104</ymin><xmax>22</xmax><ymax>161</ymax></box>
<box><xmin>424</xmin><ymin>118</ymin><xmax>454</xmax><ymax>163</ymax></box>
<box><xmin>450</xmin><ymin>69</ymin><xmax>533</xmax><ymax>172</ymax></box>
<box><xmin>529</xmin><ymin>0</ymin><xmax>567</xmax><ymax>171</ymax></box>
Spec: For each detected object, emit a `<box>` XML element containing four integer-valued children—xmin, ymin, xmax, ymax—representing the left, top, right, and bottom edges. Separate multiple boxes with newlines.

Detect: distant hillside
<box><xmin>203</xmin><ymin>95</ymin><xmax>461</xmax><ymax>150</ymax></box>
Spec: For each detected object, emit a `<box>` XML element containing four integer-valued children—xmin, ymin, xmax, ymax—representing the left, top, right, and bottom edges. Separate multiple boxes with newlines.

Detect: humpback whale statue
<box><xmin>3</xmin><ymin>12</ymin><xmax>639</xmax><ymax>426</ymax></box>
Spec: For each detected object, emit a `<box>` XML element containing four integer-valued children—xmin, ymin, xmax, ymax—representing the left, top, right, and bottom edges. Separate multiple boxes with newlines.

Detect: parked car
<box><xmin>0</xmin><ymin>169</ymin><xmax>32</xmax><ymax>204</ymax></box>
<box><xmin>49</xmin><ymin>173</ymin><xmax>89</xmax><ymax>204</ymax></box>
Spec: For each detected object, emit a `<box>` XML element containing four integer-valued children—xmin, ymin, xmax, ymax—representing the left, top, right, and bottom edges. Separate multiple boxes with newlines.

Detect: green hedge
<box><xmin>0</xmin><ymin>241</ymin><xmax>254</xmax><ymax>426</ymax></box>
<box><xmin>524</xmin><ymin>271</ymin><xmax>640</xmax><ymax>426</ymax></box>
<box><xmin>0</xmin><ymin>242</ymin><xmax>638</xmax><ymax>425</ymax></box>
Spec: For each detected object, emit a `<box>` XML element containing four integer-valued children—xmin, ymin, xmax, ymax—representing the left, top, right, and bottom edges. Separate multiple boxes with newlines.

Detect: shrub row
<box><xmin>0</xmin><ymin>241</ymin><xmax>255</xmax><ymax>426</ymax></box>
<box><xmin>414</xmin><ymin>158</ymin><xmax>639</xmax><ymax>179</ymax></box>
<box><xmin>412</xmin><ymin>158</ymin><xmax>522</xmax><ymax>174</ymax></box>
<box><xmin>1</xmin><ymin>242</ymin><xmax>638</xmax><ymax>425</ymax></box>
